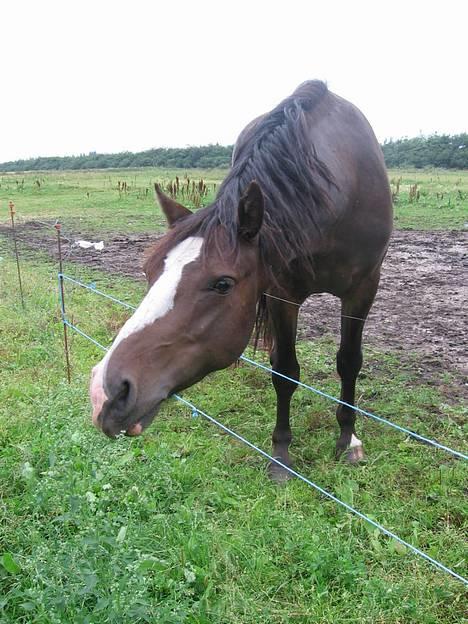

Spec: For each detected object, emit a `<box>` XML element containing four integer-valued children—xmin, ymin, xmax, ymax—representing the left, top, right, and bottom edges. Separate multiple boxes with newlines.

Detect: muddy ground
<box><xmin>1</xmin><ymin>222</ymin><xmax>467</xmax><ymax>398</ymax></box>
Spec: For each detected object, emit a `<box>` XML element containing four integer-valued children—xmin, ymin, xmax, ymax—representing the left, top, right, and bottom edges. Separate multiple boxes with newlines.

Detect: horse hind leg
<box><xmin>336</xmin><ymin>272</ymin><xmax>380</xmax><ymax>464</ymax></box>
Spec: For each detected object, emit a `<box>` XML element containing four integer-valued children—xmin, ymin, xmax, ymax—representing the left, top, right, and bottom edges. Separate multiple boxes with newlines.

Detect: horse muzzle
<box><xmin>89</xmin><ymin>364</ymin><xmax>164</xmax><ymax>438</ymax></box>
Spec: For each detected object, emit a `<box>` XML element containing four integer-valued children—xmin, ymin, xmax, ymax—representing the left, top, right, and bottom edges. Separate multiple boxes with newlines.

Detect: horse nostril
<box><xmin>115</xmin><ymin>379</ymin><xmax>133</xmax><ymax>411</ymax></box>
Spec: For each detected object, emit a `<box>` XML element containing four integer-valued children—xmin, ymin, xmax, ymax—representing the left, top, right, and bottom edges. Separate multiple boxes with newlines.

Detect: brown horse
<box><xmin>90</xmin><ymin>80</ymin><xmax>392</xmax><ymax>479</ymax></box>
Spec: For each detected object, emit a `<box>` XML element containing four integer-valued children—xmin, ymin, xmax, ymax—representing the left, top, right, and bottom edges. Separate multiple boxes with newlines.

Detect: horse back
<box><xmin>233</xmin><ymin>87</ymin><xmax>393</xmax><ymax>297</ymax></box>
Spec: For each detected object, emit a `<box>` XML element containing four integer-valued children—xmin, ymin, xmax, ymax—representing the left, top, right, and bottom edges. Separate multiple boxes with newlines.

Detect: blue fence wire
<box><xmin>239</xmin><ymin>356</ymin><xmax>468</xmax><ymax>461</ymax></box>
<box><xmin>58</xmin><ymin>273</ymin><xmax>468</xmax><ymax>462</ymax></box>
<box><xmin>174</xmin><ymin>395</ymin><xmax>468</xmax><ymax>585</ymax></box>
<box><xmin>61</xmin><ymin>274</ymin><xmax>136</xmax><ymax>310</ymax></box>
<box><xmin>57</xmin><ymin>272</ymin><xmax>468</xmax><ymax>585</ymax></box>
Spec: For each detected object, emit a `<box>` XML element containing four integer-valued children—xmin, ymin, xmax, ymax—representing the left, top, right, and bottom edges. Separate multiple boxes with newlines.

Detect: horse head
<box><xmin>90</xmin><ymin>181</ymin><xmax>264</xmax><ymax>437</ymax></box>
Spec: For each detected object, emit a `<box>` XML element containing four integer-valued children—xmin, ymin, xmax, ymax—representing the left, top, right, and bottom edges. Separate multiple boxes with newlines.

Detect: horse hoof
<box><xmin>336</xmin><ymin>434</ymin><xmax>365</xmax><ymax>464</ymax></box>
<box><xmin>344</xmin><ymin>444</ymin><xmax>365</xmax><ymax>464</ymax></box>
<box><xmin>268</xmin><ymin>460</ymin><xmax>293</xmax><ymax>483</ymax></box>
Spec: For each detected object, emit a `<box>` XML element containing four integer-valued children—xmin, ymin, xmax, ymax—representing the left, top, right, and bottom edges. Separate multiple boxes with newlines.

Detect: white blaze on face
<box><xmin>106</xmin><ymin>236</ymin><xmax>204</xmax><ymax>354</ymax></box>
<box><xmin>90</xmin><ymin>236</ymin><xmax>204</xmax><ymax>420</ymax></box>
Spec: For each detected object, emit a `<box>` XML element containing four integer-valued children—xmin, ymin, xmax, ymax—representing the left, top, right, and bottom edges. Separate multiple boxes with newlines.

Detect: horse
<box><xmin>89</xmin><ymin>80</ymin><xmax>392</xmax><ymax>480</ymax></box>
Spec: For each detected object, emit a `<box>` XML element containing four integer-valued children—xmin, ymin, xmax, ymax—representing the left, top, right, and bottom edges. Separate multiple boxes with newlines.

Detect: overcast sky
<box><xmin>1</xmin><ymin>0</ymin><xmax>467</xmax><ymax>162</ymax></box>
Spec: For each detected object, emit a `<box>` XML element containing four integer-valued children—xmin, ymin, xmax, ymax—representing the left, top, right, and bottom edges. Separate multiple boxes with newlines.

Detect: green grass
<box><xmin>0</xmin><ymin>167</ymin><xmax>467</xmax><ymax>621</ymax></box>
<box><xmin>0</xmin><ymin>168</ymin><xmax>225</xmax><ymax>236</ymax></box>
<box><xmin>1</xmin><ymin>167</ymin><xmax>467</xmax><ymax>233</ymax></box>
<box><xmin>389</xmin><ymin>169</ymin><xmax>468</xmax><ymax>229</ymax></box>
<box><xmin>0</xmin><ymin>251</ymin><xmax>467</xmax><ymax>623</ymax></box>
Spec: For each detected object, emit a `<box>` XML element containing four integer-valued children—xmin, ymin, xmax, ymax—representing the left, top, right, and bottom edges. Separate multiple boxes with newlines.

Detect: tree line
<box><xmin>0</xmin><ymin>144</ymin><xmax>233</xmax><ymax>172</ymax></box>
<box><xmin>1</xmin><ymin>135</ymin><xmax>467</xmax><ymax>172</ymax></box>
<box><xmin>381</xmin><ymin>134</ymin><xmax>467</xmax><ymax>169</ymax></box>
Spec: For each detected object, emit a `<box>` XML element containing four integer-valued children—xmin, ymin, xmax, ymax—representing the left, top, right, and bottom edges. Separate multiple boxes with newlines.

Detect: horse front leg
<box><xmin>336</xmin><ymin>272</ymin><xmax>380</xmax><ymax>463</ymax></box>
<box><xmin>268</xmin><ymin>300</ymin><xmax>300</xmax><ymax>481</ymax></box>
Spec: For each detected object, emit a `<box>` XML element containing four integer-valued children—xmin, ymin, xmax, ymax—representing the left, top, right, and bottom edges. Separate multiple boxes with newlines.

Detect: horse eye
<box><xmin>211</xmin><ymin>277</ymin><xmax>235</xmax><ymax>295</ymax></box>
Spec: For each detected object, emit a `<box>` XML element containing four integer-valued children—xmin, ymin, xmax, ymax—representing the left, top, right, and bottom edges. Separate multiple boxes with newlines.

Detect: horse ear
<box><xmin>154</xmin><ymin>184</ymin><xmax>192</xmax><ymax>226</ymax></box>
<box><xmin>238</xmin><ymin>181</ymin><xmax>264</xmax><ymax>240</ymax></box>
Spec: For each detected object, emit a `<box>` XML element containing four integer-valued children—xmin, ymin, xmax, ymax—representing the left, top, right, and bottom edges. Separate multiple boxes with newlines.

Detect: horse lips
<box><xmin>89</xmin><ymin>365</ymin><xmax>108</xmax><ymax>428</ymax></box>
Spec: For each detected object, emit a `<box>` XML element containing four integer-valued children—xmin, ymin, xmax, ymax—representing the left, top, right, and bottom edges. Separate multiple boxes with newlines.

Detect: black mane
<box><xmin>152</xmin><ymin>80</ymin><xmax>335</xmax><ymax>292</ymax></box>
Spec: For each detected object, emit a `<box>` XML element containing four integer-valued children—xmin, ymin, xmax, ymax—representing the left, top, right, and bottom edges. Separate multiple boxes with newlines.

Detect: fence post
<box><xmin>55</xmin><ymin>222</ymin><xmax>72</xmax><ymax>383</ymax></box>
<box><xmin>8</xmin><ymin>201</ymin><xmax>25</xmax><ymax>309</ymax></box>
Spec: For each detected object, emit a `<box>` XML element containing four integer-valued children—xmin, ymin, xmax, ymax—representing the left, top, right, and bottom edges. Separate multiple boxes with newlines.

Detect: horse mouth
<box><xmin>124</xmin><ymin>407</ymin><xmax>159</xmax><ymax>437</ymax></box>
<box><xmin>99</xmin><ymin>400</ymin><xmax>164</xmax><ymax>438</ymax></box>
<box><xmin>126</xmin><ymin>421</ymin><xmax>144</xmax><ymax>436</ymax></box>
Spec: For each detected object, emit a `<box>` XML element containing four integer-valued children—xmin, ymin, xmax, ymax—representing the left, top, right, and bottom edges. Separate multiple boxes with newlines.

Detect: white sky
<box><xmin>1</xmin><ymin>0</ymin><xmax>467</xmax><ymax>162</ymax></box>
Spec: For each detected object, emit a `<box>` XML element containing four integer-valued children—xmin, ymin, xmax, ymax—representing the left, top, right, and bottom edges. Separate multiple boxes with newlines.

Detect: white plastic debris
<box><xmin>75</xmin><ymin>240</ymin><xmax>104</xmax><ymax>251</ymax></box>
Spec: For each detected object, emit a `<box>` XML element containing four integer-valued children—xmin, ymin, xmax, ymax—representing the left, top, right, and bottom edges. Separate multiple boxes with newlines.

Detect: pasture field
<box><xmin>0</xmin><ymin>167</ymin><xmax>467</xmax><ymax>233</ymax></box>
<box><xmin>0</xmin><ymin>168</ymin><xmax>467</xmax><ymax>623</ymax></box>
<box><xmin>0</xmin><ymin>168</ymin><xmax>225</xmax><ymax>236</ymax></box>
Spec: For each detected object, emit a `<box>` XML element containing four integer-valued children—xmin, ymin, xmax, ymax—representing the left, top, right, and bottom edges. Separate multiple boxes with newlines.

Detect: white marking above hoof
<box><xmin>349</xmin><ymin>434</ymin><xmax>362</xmax><ymax>449</ymax></box>
<box><xmin>345</xmin><ymin>435</ymin><xmax>365</xmax><ymax>463</ymax></box>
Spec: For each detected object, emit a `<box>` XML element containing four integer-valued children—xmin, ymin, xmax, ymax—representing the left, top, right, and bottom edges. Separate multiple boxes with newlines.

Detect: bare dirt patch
<box><xmin>1</xmin><ymin>222</ymin><xmax>467</xmax><ymax>396</ymax></box>
<box><xmin>0</xmin><ymin>221</ymin><xmax>157</xmax><ymax>278</ymax></box>
<box><xmin>299</xmin><ymin>230</ymin><xmax>468</xmax><ymax>379</ymax></box>
<box><xmin>299</xmin><ymin>230</ymin><xmax>467</xmax><ymax>402</ymax></box>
